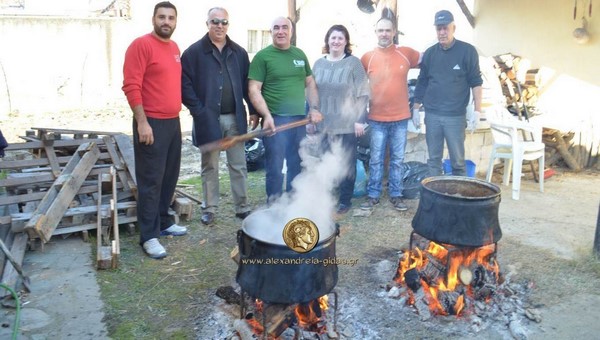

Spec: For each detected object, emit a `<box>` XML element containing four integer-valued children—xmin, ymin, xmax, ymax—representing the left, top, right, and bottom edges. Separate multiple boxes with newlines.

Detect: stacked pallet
<box><xmin>0</xmin><ymin>128</ymin><xmax>195</xmax><ymax>291</ymax></box>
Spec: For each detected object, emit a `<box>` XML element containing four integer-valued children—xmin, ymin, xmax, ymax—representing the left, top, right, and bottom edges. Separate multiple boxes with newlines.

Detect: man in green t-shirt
<box><xmin>248</xmin><ymin>16</ymin><xmax>323</xmax><ymax>203</ymax></box>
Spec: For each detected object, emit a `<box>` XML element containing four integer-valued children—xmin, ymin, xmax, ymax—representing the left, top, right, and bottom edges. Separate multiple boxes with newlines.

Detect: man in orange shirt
<box><xmin>360</xmin><ymin>17</ymin><xmax>420</xmax><ymax>211</ymax></box>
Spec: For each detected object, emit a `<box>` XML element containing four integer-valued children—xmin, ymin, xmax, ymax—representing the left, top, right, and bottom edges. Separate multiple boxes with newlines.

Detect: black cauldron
<box><xmin>412</xmin><ymin>176</ymin><xmax>502</xmax><ymax>247</ymax></box>
<box><xmin>236</xmin><ymin>209</ymin><xmax>338</xmax><ymax>304</ymax></box>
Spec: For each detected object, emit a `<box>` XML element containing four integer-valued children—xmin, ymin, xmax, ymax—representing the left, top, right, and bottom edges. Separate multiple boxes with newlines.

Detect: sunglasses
<box><xmin>209</xmin><ymin>18</ymin><xmax>229</xmax><ymax>26</ymax></box>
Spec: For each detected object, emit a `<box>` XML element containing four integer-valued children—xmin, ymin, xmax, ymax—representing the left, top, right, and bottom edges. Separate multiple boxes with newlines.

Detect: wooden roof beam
<box><xmin>456</xmin><ymin>0</ymin><xmax>476</xmax><ymax>28</ymax></box>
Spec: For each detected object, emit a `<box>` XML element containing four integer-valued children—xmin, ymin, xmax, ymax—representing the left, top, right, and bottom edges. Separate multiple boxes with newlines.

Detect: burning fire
<box><xmin>394</xmin><ymin>240</ymin><xmax>500</xmax><ymax>316</ymax></box>
<box><xmin>295</xmin><ymin>295</ymin><xmax>328</xmax><ymax>331</ymax></box>
<box><xmin>244</xmin><ymin>295</ymin><xmax>329</xmax><ymax>338</ymax></box>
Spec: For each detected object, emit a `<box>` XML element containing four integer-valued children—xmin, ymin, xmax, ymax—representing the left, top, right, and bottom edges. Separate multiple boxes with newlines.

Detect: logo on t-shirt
<box><xmin>174</xmin><ymin>55</ymin><xmax>181</xmax><ymax>63</ymax></box>
<box><xmin>293</xmin><ymin>60</ymin><xmax>305</xmax><ymax>67</ymax></box>
<box><xmin>453</xmin><ymin>64</ymin><xmax>461</xmax><ymax>70</ymax></box>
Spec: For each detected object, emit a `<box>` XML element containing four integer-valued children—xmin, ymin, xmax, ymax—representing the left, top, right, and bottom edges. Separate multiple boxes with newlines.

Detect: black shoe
<box><xmin>235</xmin><ymin>211</ymin><xmax>251</xmax><ymax>220</ymax></box>
<box><xmin>360</xmin><ymin>197</ymin><xmax>379</xmax><ymax>210</ymax></box>
<box><xmin>336</xmin><ymin>203</ymin><xmax>351</xmax><ymax>215</ymax></box>
<box><xmin>390</xmin><ymin>197</ymin><xmax>408</xmax><ymax>211</ymax></box>
<box><xmin>201</xmin><ymin>212</ymin><xmax>215</xmax><ymax>225</ymax></box>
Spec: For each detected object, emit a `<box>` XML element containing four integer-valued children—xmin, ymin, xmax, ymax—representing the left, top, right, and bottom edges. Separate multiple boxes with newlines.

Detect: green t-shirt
<box><xmin>248</xmin><ymin>45</ymin><xmax>312</xmax><ymax>116</ymax></box>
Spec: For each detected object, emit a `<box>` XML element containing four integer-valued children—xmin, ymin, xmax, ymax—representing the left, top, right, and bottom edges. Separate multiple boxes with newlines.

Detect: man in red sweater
<box><xmin>122</xmin><ymin>1</ymin><xmax>187</xmax><ymax>259</ymax></box>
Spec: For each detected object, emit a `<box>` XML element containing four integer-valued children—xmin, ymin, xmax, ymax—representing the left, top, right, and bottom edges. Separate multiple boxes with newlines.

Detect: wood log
<box><xmin>525</xmin><ymin>69</ymin><xmax>540</xmax><ymax>86</ymax></box>
<box><xmin>550</xmin><ymin>130</ymin><xmax>581</xmax><ymax>171</ymax></box>
<box><xmin>438</xmin><ymin>290</ymin><xmax>463</xmax><ymax>315</ymax></box>
<box><xmin>230</xmin><ymin>246</ymin><xmax>240</xmax><ymax>264</ymax></box>
<box><xmin>265</xmin><ymin>303</ymin><xmax>297</xmax><ymax>338</ymax></box>
<box><xmin>215</xmin><ymin>286</ymin><xmax>241</xmax><ymax>305</ymax></box>
<box><xmin>173</xmin><ymin>197</ymin><xmax>194</xmax><ymax>221</ymax></box>
<box><xmin>233</xmin><ymin>319</ymin><xmax>258</xmax><ymax>340</ymax></box>
<box><xmin>4</xmin><ymin>138</ymin><xmax>104</xmax><ymax>152</ymax></box>
<box><xmin>111</xmin><ymin>166</ymin><xmax>120</xmax><ymax>261</ymax></box>
<box><xmin>0</xmin><ymin>232</ymin><xmax>28</xmax><ymax>295</ymax></box>
<box><xmin>458</xmin><ymin>265</ymin><xmax>473</xmax><ymax>285</ymax></box>
<box><xmin>174</xmin><ymin>188</ymin><xmax>202</xmax><ymax>205</ymax></box>
<box><xmin>420</xmin><ymin>253</ymin><xmax>446</xmax><ymax>286</ymax></box>
<box><xmin>413</xmin><ymin>288</ymin><xmax>432</xmax><ymax>321</ymax></box>
<box><xmin>593</xmin><ymin>203</ymin><xmax>600</xmax><ymax>258</ymax></box>
<box><xmin>97</xmin><ymin>174</ymin><xmax>112</xmax><ymax>270</ymax></box>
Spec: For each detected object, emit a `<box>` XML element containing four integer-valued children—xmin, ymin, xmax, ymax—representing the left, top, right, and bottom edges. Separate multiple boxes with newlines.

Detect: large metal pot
<box><xmin>236</xmin><ymin>209</ymin><xmax>338</xmax><ymax>304</ymax></box>
<box><xmin>412</xmin><ymin>176</ymin><xmax>502</xmax><ymax>247</ymax></box>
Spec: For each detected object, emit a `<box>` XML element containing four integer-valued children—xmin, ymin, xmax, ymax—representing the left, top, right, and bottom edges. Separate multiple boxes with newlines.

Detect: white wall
<box><xmin>474</xmin><ymin>0</ymin><xmax>600</xmax><ymax>166</ymax></box>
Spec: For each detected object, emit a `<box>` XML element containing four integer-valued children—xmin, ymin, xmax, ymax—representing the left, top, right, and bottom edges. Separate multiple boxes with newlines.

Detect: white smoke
<box><xmin>243</xmin><ymin>134</ymin><xmax>350</xmax><ymax>244</ymax></box>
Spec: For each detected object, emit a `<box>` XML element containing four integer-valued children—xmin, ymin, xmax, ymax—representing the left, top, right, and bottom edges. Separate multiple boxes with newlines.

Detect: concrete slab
<box><xmin>0</xmin><ymin>236</ymin><xmax>109</xmax><ymax>339</ymax></box>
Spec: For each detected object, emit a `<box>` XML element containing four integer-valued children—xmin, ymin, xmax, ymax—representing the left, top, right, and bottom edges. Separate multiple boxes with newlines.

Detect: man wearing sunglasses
<box><xmin>181</xmin><ymin>7</ymin><xmax>257</xmax><ymax>225</ymax></box>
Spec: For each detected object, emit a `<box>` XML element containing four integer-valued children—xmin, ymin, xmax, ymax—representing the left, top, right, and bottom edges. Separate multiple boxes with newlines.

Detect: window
<box><xmin>247</xmin><ymin>30</ymin><xmax>270</xmax><ymax>53</ymax></box>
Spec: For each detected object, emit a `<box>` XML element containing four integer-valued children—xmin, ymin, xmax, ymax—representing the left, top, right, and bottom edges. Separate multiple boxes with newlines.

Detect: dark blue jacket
<box><xmin>0</xmin><ymin>129</ymin><xmax>7</xmax><ymax>157</ymax></box>
<box><xmin>414</xmin><ymin>39</ymin><xmax>482</xmax><ymax>116</ymax></box>
<box><xmin>181</xmin><ymin>34</ymin><xmax>256</xmax><ymax>146</ymax></box>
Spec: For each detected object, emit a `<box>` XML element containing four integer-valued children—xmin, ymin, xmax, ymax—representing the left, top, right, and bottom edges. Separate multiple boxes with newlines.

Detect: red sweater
<box><xmin>361</xmin><ymin>45</ymin><xmax>420</xmax><ymax>122</ymax></box>
<box><xmin>122</xmin><ymin>33</ymin><xmax>182</xmax><ymax>119</ymax></box>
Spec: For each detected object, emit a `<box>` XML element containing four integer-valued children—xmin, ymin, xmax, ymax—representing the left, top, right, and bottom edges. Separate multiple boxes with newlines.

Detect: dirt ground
<box><xmin>1</xmin><ymin>110</ymin><xmax>600</xmax><ymax>339</ymax></box>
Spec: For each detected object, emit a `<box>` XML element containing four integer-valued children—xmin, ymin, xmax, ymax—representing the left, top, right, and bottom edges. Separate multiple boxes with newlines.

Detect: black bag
<box><xmin>402</xmin><ymin>161</ymin><xmax>431</xmax><ymax>199</ymax></box>
<box><xmin>245</xmin><ymin>138</ymin><xmax>265</xmax><ymax>172</ymax></box>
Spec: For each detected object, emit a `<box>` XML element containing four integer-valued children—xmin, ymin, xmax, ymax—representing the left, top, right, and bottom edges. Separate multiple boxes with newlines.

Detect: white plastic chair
<box><xmin>485</xmin><ymin>109</ymin><xmax>545</xmax><ymax>200</ymax></box>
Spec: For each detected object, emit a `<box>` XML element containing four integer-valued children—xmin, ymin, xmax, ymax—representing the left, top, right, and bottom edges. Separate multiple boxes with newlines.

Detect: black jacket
<box><xmin>181</xmin><ymin>34</ymin><xmax>256</xmax><ymax>146</ymax></box>
<box><xmin>0</xmin><ymin>129</ymin><xmax>7</xmax><ymax>157</ymax></box>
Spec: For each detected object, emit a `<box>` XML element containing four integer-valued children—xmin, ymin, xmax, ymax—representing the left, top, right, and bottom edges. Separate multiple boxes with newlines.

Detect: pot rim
<box><xmin>421</xmin><ymin>176</ymin><xmax>501</xmax><ymax>200</ymax></box>
<box><xmin>239</xmin><ymin>228</ymin><xmax>337</xmax><ymax>248</ymax></box>
<box><xmin>241</xmin><ymin>208</ymin><xmax>336</xmax><ymax>246</ymax></box>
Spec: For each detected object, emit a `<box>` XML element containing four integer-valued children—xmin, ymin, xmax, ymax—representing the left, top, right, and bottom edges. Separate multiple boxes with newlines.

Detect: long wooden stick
<box><xmin>198</xmin><ymin>118</ymin><xmax>310</xmax><ymax>153</ymax></box>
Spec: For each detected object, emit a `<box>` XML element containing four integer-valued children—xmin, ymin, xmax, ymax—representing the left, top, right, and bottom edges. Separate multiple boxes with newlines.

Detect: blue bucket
<box><xmin>443</xmin><ymin>159</ymin><xmax>476</xmax><ymax>177</ymax></box>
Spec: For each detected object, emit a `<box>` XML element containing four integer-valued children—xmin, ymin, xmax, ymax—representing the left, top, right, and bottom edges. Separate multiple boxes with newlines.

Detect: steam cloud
<box><xmin>243</xmin><ymin>135</ymin><xmax>350</xmax><ymax>245</ymax></box>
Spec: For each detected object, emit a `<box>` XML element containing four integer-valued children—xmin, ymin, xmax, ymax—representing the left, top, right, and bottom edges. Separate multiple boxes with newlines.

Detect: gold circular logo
<box><xmin>282</xmin><ymin>218</ymin><xmax>319</xmax><ymax>253</ymax></box>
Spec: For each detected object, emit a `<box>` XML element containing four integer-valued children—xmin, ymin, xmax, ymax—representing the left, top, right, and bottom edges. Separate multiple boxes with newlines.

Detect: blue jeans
<box><xmin>424</xmin><ymin>113</ymin><xmax>466</xmax><ymax>176</ymax></box>
<box><xmin>262</xmin><ymin>115</ymin><xmax>306</xmax><ymax>202</ymax></box>
<box><xmin>367</xmin><ymin>119</ymin><xmax>408</xmax><ymax>199</ymax></box>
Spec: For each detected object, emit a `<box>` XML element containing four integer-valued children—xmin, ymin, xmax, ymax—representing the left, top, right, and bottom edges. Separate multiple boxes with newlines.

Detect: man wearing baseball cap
<box><xmin>413</xmin><ymin>10</ymin><xmax>483</xmax><ymax>176</ymax></box>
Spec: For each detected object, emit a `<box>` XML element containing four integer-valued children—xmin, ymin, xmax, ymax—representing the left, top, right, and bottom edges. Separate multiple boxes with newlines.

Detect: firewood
<box><xmin>215</xmin><ymin>286</ymin><xmax>241</xmax><ymax>305</ymax></box>
<box><xmin>550</xmin><ymin>130</ymin><xmax>581</xmax><ymax>171</ymax></box>
<box><xmin>458</xmin><ymin>265</ymin><xmax>473</xmax><ymax>285</ymax></box>
<box><xmin>413</xmin><ymin>289</ymin><xmax>432</xmax><ymax>321</ymax></box>
<box><xmin>265</xmin><ymin>304</ymin><xmax>296</xmax><ymax>338</ymax></box>
<box><xmin>230</xmin><ymin>246</ymin><xmax>240</xmax><ymax>264</ymax></box>
<box><xmin>404</xmin><ymin>268</ymin><xmax>421</xmax><ymax>292</ymax></box>
<box><xmin>439</xmin><ymin>290</ymin><xmax>464</xmax><ymax>315</ymax></box>
<box><xmin>233</xmin><ymin>319</ymin><xmax>258</xmax><ymax>340</ymax></box>
<box><xmin>420</xmin><ymin>253</ymin><xmax>446</xmax><ymax>286</ymax></box>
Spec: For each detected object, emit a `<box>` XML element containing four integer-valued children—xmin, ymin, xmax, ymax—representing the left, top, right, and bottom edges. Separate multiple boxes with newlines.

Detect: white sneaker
<box><xmin>143</xmin><ymin>238</ymin><xmax>167</xmax><ymax>259</ymax></box>
<box><xmin>160</xmin><ymin>224</ymin><xmax>188</xmax><ymax>237</ymax></box>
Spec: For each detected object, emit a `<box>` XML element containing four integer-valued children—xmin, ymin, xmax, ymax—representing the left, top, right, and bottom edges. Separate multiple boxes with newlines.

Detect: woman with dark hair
<box><xmin>312</xmin><ymin>24</ymin><xmax>370</xmax><ymax>215</ymax></box>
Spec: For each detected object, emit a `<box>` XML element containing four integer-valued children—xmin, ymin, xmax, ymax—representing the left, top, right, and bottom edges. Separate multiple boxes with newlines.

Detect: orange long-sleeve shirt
<box><xmin>361</xmin><ymin>45</ymin><xmax>420</xmax><ymax>122</ymax></box>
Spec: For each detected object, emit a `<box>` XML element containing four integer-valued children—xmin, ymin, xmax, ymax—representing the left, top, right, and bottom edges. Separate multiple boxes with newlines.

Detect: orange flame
<box><xmin>395</xmin><ymin>241</ymin><xmax>500</xmax><ymax>316</ymax></box>
<box><xmin>294</xmin><ymin>295</ymin><xmax>328</xmax><ymax>333</ymax></box>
